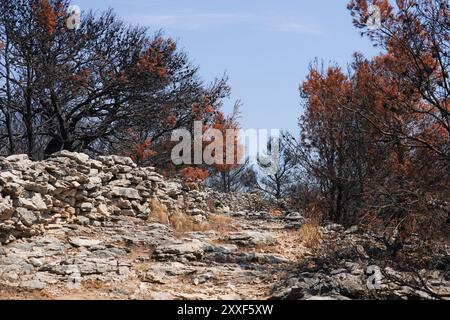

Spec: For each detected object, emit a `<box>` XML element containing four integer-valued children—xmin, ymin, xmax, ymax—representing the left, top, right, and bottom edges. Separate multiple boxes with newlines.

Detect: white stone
<box><xmin>17</xmin><ymin>208</ymin><xmax>38</xmax><ymax>227</ymax></box>
<box><xmin>0</xmin><ymin>197</ymin><xmax>14</xmax><ymax>220</ymax></box>
<box><xmin>5</xmin><ymin>154</ymin><xmax>29</xmax><ymax>162</ymax></box>
<box><xmin>53</xmin><ymin>150</ymin><xmax>90</xmax><ymax>164</ymax></box>
<box><xmin>17</xmin><ymin>192</ymin><xmax>47</xmax><ymax>211</ymax></box>
<box><xmin>69</xmin><ymin>237</ymin><xmax>102</xmax><ymax>248</ymax></box>
<box><xmin>111</xmin><ymin>187</ymin><xmax>141</xmax><ymax>200</ymax></box>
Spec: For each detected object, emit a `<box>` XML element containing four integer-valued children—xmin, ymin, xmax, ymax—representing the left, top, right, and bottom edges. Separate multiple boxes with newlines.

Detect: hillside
<box><xmin>0</xmin><ymin>152</ymin><xmax>448</xmax><ymax>300</ymax></box>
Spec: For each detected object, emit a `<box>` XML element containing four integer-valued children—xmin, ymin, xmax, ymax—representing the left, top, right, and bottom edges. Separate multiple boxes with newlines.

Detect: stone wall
<box><xmin>0</xmin><ymin>151</ymin><xmax>215</xmax><ymax>244</ymax></box>
<box><xmin>0</xmin><ymin>151</ymin><xmax>283</xmax><ymax>244</ymax></box>
<box><xmin>206</xmin><ymin>190</ymin><xmax>273</xmax><ymax>213</ymax></box>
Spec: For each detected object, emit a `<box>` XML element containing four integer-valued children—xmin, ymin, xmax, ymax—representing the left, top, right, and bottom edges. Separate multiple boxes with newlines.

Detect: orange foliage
<box><xmin>69</xmin><ymin>68</ymin><xmax>92</xmax><ymax>93</ymax></box>
<box><xmin>210</xmin><ymin>105</ymin><xmax>244</xmax><ymax>173</ymax></box>
<box><xmin>192</xmin><ymin>96</ymin><xmax>216</xmax><ymax>121</ymax></box>
<box><xmin>117</xmin><ymin>70</ymin><xmax>129</xmax><ymax>85</ymax></box>
<box><xmin>180</xmin><ymin>167</ymin><xmax>209</xmax><ymax>182</ymax></box>
<box><xmin>135</xmin><ymin>37</ymin><xmax>177</xmax><ymax>79</ymax></box>
<box><xmin>300</xmin><ymin>28</ymin><xmax>449</xmax><ymax>238</ymax></box>
<box><xmin>348</xmin><ymin>0</ymin><xmax>450</xmax><ymax>162</ymax></box>
<box><xmin>34</xmin><ymin>0</ymin><xmax>57</xmax><ymax>37</ymax></box>
<box><xmin>268</xmin><ymin>209</ymin><xmax>283</xmax><ymax>217</ymax></box>
<box><xmin>121</xmin><ymin>129</ymin><xmax>155</xmax><ymax>165</ymax></box>
<box><xmin>164</xmin><ymin>115</ymin><xmax>178</xmax><ymax>127</ymax></box>
<box><xmin>134</xmin><ymin>139</ymin><xmax>153</xmax><ymax>163</ymax></box>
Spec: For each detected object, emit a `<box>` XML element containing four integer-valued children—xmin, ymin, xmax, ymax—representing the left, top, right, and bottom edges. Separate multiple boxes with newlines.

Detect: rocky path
<box><xmin>1</xmin><ymin>153</ymin><xmax>448</xmax><ymax>300</ymax></box>
<box><xmin>0</xmin><ymin>212</ymin><xmax>307</xmax><ymax>300</ymax></box>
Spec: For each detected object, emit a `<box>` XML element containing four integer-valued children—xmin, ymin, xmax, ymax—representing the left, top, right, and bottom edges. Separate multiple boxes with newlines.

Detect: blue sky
<box><xmin>75</xmin><ymin>0</ymin><xmax>381</xmax><ymax>134</ymax></box>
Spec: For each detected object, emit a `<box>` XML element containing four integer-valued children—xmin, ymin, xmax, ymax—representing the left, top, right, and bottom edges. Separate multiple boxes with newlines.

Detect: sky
<box><xmin>75</xmin><ymin>0</ymin><xmax>381</xmax><ymax>134</ymax></box>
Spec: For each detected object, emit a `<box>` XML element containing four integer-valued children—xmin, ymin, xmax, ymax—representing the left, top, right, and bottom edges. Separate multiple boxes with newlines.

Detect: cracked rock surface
<box><xmin>0</xmin><ymin>210</ymin><xmax>448</xmax><ymax>300</ymax></box>
<box><xmin>0</xmin><ymin>152</ymin><xmax>449</xmax><ymax>300</ymax></box>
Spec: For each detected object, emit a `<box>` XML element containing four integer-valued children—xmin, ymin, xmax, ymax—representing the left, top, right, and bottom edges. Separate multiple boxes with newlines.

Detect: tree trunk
<box><xmin>4</xmin><ymin>40</ymin><xmax>15</xmax><ymax>154</ymax></box>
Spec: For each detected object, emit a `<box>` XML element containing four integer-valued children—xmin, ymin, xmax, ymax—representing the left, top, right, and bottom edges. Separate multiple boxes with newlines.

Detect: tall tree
<box><xmin>0</xmin><ymin>0</ymin><xmax>229</xmax><ymax>163</ymax></box>
<box><xmin>348</xmin><ymin>0</ymin><xmax>450</xmax><ymax>161</ymax></box>
<box><xmin>206</xmin><ymin>101</ymin><xmax>253</xmax><ymax>193</ymax></box>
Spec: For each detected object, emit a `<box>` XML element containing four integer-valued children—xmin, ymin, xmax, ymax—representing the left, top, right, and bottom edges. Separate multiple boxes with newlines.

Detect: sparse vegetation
<box><xmin>148</xmin><ymin>197</ymin><xmax>233</xmax><ymax>235</ymax></box>
<box><xmin>0</xmin><ymin>0</ymin><xmax>448</xmax><ymax>302</ymax></box>
<box><xmin>148</xmin><ymin>198</ymin><xmax>169</xmax><ymax>225</ymax></box>
<box><xmin>299</xmin><ymin>219</ymin><xmax>322</xmax><ymax>249</ymax></box>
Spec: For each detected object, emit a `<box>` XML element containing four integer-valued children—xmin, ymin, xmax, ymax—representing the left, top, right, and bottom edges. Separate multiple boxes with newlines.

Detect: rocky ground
<box><xmin>0</xmin><ymin>210</ymin><xmax>302</xmax><ymax>300</ymax></box>
<box><xmin>0</xmin><ymin>152</ymin><xmax>449</xmax><ymax>300</ymax></box>
<box><xmin>0</xmin><ymin>209</ymin><xmax>449</xmax><ymax>300</ymax></box>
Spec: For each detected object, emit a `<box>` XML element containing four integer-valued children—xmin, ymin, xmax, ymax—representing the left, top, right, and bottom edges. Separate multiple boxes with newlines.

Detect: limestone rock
<box><xmin>52</xmin><ymin>150</ymin><xmax>90</xmax><ymax>164</ymax></box>
<box><xmin>5</xmin><ymin>154</ymin><xmax>29</xmax><ymax>162</ymax></box>
<box><xmin>111</xmin><ymin>187</ymin><xmax>141</xmax><ymax>200</ymax></box>
<box><xmin>228</xmin><ymin>231</ymin><xmax>277</xmax><ymax>246</ymax></box>
<box><xmin>69</xmin><ymin>237</ymin><xmax>102</xmax><ymax>248</ymax></box>
<box><xmin>20</xmin><ymin>279</ymin><xmax>45</xmax><ymax>290</ymax></box>
<box><xmin>16</xmin><ymin>192</ymin><xmax>47</xmax><ymax>211</ymax></box>
<box><xmin>16</xmin><ymin>208</ymin><xmax>38</xmax><ymax>227</ymax></box>
<box><xmin>0</xmin><ymin>197</ymin><xmax>14</xmax><ymax>220</ymax></box>
<box><xmin>153</xmin><ymin>239</ymin><xmax>207</xmax><ymax>261</ymax></box>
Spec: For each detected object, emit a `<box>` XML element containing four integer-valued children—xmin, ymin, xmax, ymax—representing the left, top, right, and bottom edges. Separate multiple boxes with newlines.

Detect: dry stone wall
<box><xmin>0</xmin><ymin>151</ymin><xmax>274</xmax><ymax>245</ymax></box>
<box><xmin>0</xmin><ymin>151</ymin><xmax>214</xmax><ymax>244</ymax></box>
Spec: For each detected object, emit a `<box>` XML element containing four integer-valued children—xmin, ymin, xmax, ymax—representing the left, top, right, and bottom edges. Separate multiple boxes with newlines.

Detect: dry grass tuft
<box><xmin>148</xmin><ymin>198</ymin><xmax>169</xmax><ymax>225</ymax></box>
<box><xmin>299</xmin><ymin>218</ymin><xmax>322</xmax><ymax>248</ymax></box>
<box><xmin>82</xmin><ymin>279</ymin><xmax>106</xmax><ymax>290</ymax></box>
<box><xmin>207</xmin><ymin>214</ymin><xmax>234</xmax><ymax>236</ymax></box>
<box><xmin>169</xmin><ymin>213</ymin><xmax>233</xmax><ymax>234</ymax></box>
<box><xmin>169</xmin><ymin>212</ymin><xmax>195</xmax><ymax>232</ymax></box>
<box><xmin>148</xmin><ymin>197</ymin><xmax>234</xmax><ymax>235</ymax></box>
